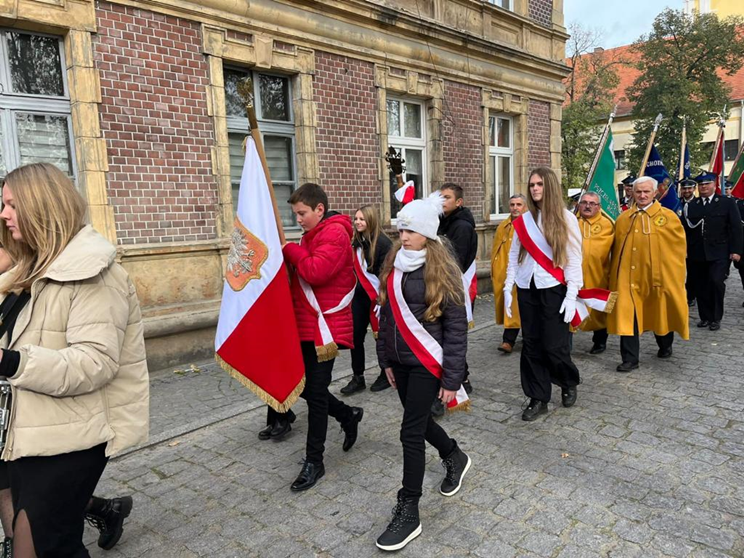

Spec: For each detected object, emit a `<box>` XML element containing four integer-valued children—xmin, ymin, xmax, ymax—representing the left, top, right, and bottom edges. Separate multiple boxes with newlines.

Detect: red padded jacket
<box><xmin>283</xmin><ymin>213</ymin><xmax>356</xmax><ymax>349</ymax></box>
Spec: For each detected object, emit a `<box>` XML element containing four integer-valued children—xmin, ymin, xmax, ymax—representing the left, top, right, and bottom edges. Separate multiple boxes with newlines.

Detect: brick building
<box><xmin>0</xmin><ymin>0</ymin><xmax>568</xmax><ymax>368</ymax></box>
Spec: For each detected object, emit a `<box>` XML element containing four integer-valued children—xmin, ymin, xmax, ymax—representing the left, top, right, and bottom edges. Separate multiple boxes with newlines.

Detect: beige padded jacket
<box><xmin>0</xmin><ymin>225</ymin><xmax>149</xmax><ymax>460</ymax></box>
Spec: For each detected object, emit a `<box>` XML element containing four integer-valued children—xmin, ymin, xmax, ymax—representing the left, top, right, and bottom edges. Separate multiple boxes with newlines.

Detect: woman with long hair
<box><xmin>340</xmin><ymin>204</ymin><xmax>393</xmax><ymax>394</ymax></box>
<box><xmin>0</xmin><ymin>163</ymin><xmax>149</xmax><ymax>557</ymax></box>
<box><xmin>504</xmin><ymin>167</ymin><xmax>582</xmax><ymax>421</ymax></box>
<box><xmin>374</xmin><ymin>194</ymin><xmax>470</xmax><ymax>551</ymax></box>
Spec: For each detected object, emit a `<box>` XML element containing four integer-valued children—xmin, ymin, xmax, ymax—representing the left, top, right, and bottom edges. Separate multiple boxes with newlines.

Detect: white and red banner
<box><xmin>298</xmin><ymin>277</ymin><xmax>355</xmax><ymax>360</ymax></box>
<box><xmin>353</xmin><ymin>247</ymin><xmax>381</xmax><ymax>337</ymax></box>
<box><xmin>215</xmin><ymin>137</ymin><xmax>305</xmax><ymax>412</ymax></box>
<box><xmin>512</xmin><ymin>212</ymin><xmax>616</xmax><ymax>328</ymax></box>
<box><xmin>461</xmin><ymin>260</ymin><xmax>477</xmax><ymax>328</ymax></box>
<box><xmin>394</xmin><ymin>180</ymin><xmax>416</xmax><ymax>205</ymax></box>
<box><xmin>387</xmin><ymin>269</ymin><xmax>470</xmax><ymax>412</ymax></box>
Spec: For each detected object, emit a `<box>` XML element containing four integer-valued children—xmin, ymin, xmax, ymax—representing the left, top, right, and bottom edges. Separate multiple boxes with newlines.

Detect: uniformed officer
<box><xmin>620</xmin><ymin>174</ymin><xmax>636</xmax><ymax>212</ymax></box>
<box><xmin>681</xmin><ymin>172</ymin><xmax>743</xmax><ymax>331</ymax></box>
<box><xmin>676</xmin><ymin>178</ymin><xmax>698</xmax><ymax>306</ymax></box>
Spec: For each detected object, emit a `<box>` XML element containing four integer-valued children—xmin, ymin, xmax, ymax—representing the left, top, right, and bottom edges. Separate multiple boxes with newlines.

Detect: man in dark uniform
<box><xmin>620</xmin><ymin>174</ymin><xmax>636</xmax><ymax>212</ymax></box>
<box><xmin>676</xmin><ymin>178</ymin><xmax>698</xmax><ymax>306</ymax></box>
<box><xmin>681</xmin><ymin>172</ymin><xmax>743</xmax><ymax>331</ymax></box>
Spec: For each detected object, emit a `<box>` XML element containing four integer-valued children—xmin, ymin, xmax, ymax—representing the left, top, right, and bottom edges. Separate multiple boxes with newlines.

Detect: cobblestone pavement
<box><xmin>86</xmin><ymin>288</ymin><xmax>744</xmax><ymax>557</ymax></box>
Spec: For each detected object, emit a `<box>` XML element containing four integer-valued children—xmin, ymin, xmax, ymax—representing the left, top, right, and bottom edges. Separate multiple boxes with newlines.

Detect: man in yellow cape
<box><xmin>607</xmin><ymin>176</ymin><xmax>689</xmax><ymax>372</ymax></box>
<box><xmin>491</xmin><ymin>194</ymin><xmax>526</xmax><ymax>353</ymax></box>
<box><xmin>576</xmin><ymin>192</ymin><xmax>615</xmax><ymax>354</ymax></box>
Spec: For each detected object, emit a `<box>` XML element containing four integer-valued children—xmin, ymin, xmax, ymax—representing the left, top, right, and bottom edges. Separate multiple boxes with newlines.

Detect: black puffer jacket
<box><xmin>376</xmin><ymin>266</ymin><xmax>467</xmax><ymax>390</ymax></box>
<box><xmin>353</xmin><ymin>233</ymin><xmax>393</xmax><ymax>277</ymax></box>
<box><xmin>438</xmin><ymin>207</ymin><xmax>477</xmax><ymax>272</ymax></box>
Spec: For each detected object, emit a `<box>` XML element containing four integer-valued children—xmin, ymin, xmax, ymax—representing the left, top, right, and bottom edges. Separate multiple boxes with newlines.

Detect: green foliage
<box><xmin>627</xmin><ymin>9</ymin><xmax>744</xmax><ymax>175</ymax></box>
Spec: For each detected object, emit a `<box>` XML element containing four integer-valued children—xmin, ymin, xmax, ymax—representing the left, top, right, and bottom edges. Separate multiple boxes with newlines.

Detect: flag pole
<box><xmin>577</xmin><ymin>105</ymin><xmax>617</xmax><ymax>205</ymax></box>
<box><xmin>638</xmin><ymin>113</ymin><xmax>663</xmax><ymax>176</ymax></box>
<box><xmin>678</xmin><ymin>117</ymin><xmax>686</xmax><ymax>181</ymax></box>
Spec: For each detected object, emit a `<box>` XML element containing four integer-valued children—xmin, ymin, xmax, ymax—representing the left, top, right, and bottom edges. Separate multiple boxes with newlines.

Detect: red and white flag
<box><xmin>461</xmin><ymin>260</ymin><xmax>477</xmax><ymax>328</ymax></box>
<box><xmin>387</xmin><ymin>268</ymin><xmax>470</xmax><ymax>412</ymax></box>
<box><xmin>353</xmin><ymin>247</ymin><xmax>381</xmax><ymax>337</ymax></box>
<box><xmin>394</xmin><ymin>180</ymin><xmax>416</xmax><ymax>205</ymax></box>
<box><xmin>710</xmin><ymin>126</ymin><xmax>725</xmax><ymax>195</ymax></box>
<box><xmin>215</xmin><ymin>137</ymin><xmax>305</xmax><ymax>412</ymax></box>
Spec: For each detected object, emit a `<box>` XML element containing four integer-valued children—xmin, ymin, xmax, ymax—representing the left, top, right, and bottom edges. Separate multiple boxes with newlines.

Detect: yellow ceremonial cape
<box><xmin>490</xmin><ymin>217</ymin><xmax>520</xmax><ymax>328</ymax></box>
<box><xmin>607</xmin><ymin>201</ymin><xmax>689</xmax><ymax>339</ymax></box>
<box><xmin>577</xmin><ymin>213</ymin><xmax>614</xmax><ymax>332</ymax></box>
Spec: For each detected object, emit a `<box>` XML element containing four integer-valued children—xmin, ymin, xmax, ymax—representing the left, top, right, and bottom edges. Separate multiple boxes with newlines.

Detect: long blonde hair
<box><xmin>520</xmin><ymin>167</ymin><xmax>569</xmax><ymax>268</ymax></box>
<box><xmin>379</xmin><ymin>237</ymin><xmax>464</xmax><ymax>322</ymax></box>
<box><xmin>1</xmin><ymin>163</ymin><xmax>87</xmax><ymax>292</ymax></box>
<box><xmin>353</xmin><ymin>204</ymin><xmax>382</xmax><ymax>270</ymax></box>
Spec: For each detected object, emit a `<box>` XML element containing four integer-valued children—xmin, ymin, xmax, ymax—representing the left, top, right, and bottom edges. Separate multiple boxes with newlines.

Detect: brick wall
<box><xmin>313</xmin><ymin>52</ymin><xmax>379</xmax><ymax>215</ymax></box>
<box><xmin>527</xmin><ymin>101</ymin><xmax>551</xmax><ymax>170</ymax></box>
<box><xmin>529</xmin><ymin>0</ymin><xmax>553</xmax><ymax>28</ymax></box>
<box><xmin>94</xmin><ymin>2</ymin><xmax>218</xmax><ymax>244</ymax></box>
<box><xmin>442</xmin><ymin>81</ymin><xmax>484</xmax><ymax>220</ymax></box>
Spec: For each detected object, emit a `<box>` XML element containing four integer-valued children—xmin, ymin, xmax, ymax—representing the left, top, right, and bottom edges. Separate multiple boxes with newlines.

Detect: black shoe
<box><xmin>86</xmin><ymin>496</ymin><xmax>133</xmax><ymax>550</ymax></box>
<box><xmin>370</xmin><ymin>370</ymin><xmax>391</xmax><ymax>392</ymax></box>
<box><xmin>561</xmin><ymin>386</ymin><xmax>577</xmax><ymax>408</ymax></box>
<box><xmin>290</xmin><ymin>460</ymin><xmax>325</xmax><ymax>492</ymax></box>
<box><xmin>342</xmin><ymin>407</ymin><xmax>363</xmax><ymax>452</ymax></box>
<box><xmin>270</xmin><ymin>419</ymin><xmax>292</xmax><ymax>440</ymax></box>
<box><xmin>697</xmin><ymin>320</ymin><xmax>710</xmax><ymax>328</ymax></box>
<box><xmin>258</xmin><ymin>423</ymin><xmax>273</xmax><ymax>441</ymax></box>
<box><xmin>589</xmin><ymin>343</ymin><xmax>606</xmax><ymax>355</ymax></box>
<box><xmin>376</xmin><ymin>496</ymin><xmax>422</xmax><ymax>551</ymax></box>
<box><xmin>709</xmin><ymin>321</ymin><xmax>720</xmax><ymax>331</ymax></box>
<box><xmin>431</xmin><ymin>399</ymin><xmax>445</xmax><ymax>418</ymax></box>
<box><xmin>616</xmin><ymin>362</ymin><xmax>639</xmax><ymax>372</ymax></box>
<box><xmin>522</xmin><ymin>399</ymin><xmax>548</xmax><ymax>422</ymax></box>
<box><xmin>340</xmin><ymin>375</ymin><xmax>366</xmax><ymax>395</ymax></box>
<box><xmin>657</xmin><ymin>347</ymin><xmax>673</xmax><ymax>359</ymax></box>
<box><xmin>462</xmin><ymin>379</ymin><xmax>473</xmax><ymax>395</ymax></box>
<box><xmin>440</xmin><ymin>442</ymin><xmax>472</xmax><ymax>496</ymax></box>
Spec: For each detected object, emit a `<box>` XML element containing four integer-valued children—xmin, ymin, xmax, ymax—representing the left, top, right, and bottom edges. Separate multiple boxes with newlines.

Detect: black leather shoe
<box><xmin>589</xmin><ymin>344</ymin><xmax>606</xmax><ymax>355</ymax></box>
<box><xmin>370</xmin><ymin>371</ymin><xmax>391</xmax><ymax>392</ymax></box>
<box><xmin>258</xmin><ymin>424</ymin><xmax>273</xmax><ymax>441</ymax></box>
<box><xmin>85</xmin><ymin>496</ymin><xmax>133</xmax><ymax>550</ymax></box>
<box><xmin>697</xmin><ymin>320</ymin><xmax>710</xmax><ymax>328</ymax></box>
<box><xmin>267</xmin><ymin>410</ymin><xmax>296</xmax><ymax>440</ymax></box>
<box><xmin>616</xmin><ymin>362</ymin><xmax>639</xmax><ymax>372</ymax></box>
<box><xmin>561</xmin><ymin>386</ymin><xmax>577</xmax><ymax>408</ymax></box>
<box><xmin>342</xmin><ymin>407</ymin><xmax>363</xmax><ymax>452</ymax></box>
<box><xmin>290</xmin><ymin>461</ymin><xmax>325</xmax><ymax>492</ymax></box>
<box><xmin>522</xmin><ymin>399</ymin><xmax>548</xmax><ymax>421</ymax></box>
<box><xmin>657</xmin><ymin>347</ymin><xmax>673</xmax><ymax>359</ymax></box>
<box><xmin>709</xmin><ymin>321</ymin><xmax>721</xmax><ymax>331</ymax></box>
<box><xmin>340</xmin><ymin>375</ymin><xmax>366</xmax><ymax>395</ymax></box>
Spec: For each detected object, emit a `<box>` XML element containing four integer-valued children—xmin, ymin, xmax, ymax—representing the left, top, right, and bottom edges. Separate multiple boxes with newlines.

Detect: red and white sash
<box><xmin>512</xmin><ymin>212</ymin><xmax>616</xmax><ymax>328</ymax></box>
<box><xmin>353</xmin><ymin>247</ymin><xmax>381</xmax><ymax>337</ymax></box>
<box><xmin>461</xmin><ymin>260</ymin><xmax>477</xmax><ymax>329</ymax></box>
<box><xmin>299</xmin><ymin>276</ymin><xmax>355</xmax><ymax>361</ymax></box>
<box><xmin>387</xmin><ymin>268</ymin><xmax>470</xmax><ymax>412</ymax></box>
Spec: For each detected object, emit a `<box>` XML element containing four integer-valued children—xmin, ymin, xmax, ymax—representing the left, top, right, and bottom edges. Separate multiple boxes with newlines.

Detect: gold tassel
<box><xmin>468</xmin><ymin>320</ymin><xmax>475</xmax><ymax>330</ymax></box>
<box><xmin>215</xmin><ymin>354</ymin><xmax>305</xmax><ymax>413</ymax></box>
<box><xmin>446</xmin><ymin>399</ymin><xmax>472</xmax><ymax>414</ymax></box>
<box><xmin>372</xmin><ymin>331</ymin><xmax>378</xmax><ymax>340</ymax></box>
<box><xmin>603</xmin><ymin>291</ymin><xmax>618</xmax><ymax>315</ymax></box>
<box><xmin>315</xmin><ymin>341</ymin><xmax>339</xmax><ymax>362</ymax></box>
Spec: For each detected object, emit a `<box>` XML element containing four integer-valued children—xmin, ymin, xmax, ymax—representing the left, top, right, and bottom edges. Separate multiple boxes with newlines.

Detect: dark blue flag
<box><xmin>645</xmin><ymin>145</ymin><xmax>679</xmax><ymax>212</ymax></box>
<box><xmin>682</xmin><ymin>143</ymin><xmax>691</xmax><ymax>179</ymax></box>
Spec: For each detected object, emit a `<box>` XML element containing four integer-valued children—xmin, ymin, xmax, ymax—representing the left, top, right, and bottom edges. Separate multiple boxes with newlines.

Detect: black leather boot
<box><xmin>85</xmin><ymin>496</ymin><xmax>133</xmax><ymax>550</ymax></box>
<box><xmin>340</xmin><ymin>375</ymin><xmax>366</xmax><ymax>395</ymax></box>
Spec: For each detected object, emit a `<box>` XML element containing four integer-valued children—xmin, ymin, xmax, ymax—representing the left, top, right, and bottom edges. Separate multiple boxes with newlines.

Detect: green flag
<box><xmin>587</xmin><ymin>130</ymin><xmax>620</xmax><ymax>221</ymax></box>
<box><xmin>727</xmin><ymin>144</ymin><xmax>744</xmax><ymax>199</ymax></box>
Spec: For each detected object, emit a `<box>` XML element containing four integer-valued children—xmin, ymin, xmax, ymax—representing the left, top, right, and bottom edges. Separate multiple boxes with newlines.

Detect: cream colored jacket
<box><xmin>1</xmin><ymin>226</ymin><xmax>149</xmax><ymax>460</ymax></box>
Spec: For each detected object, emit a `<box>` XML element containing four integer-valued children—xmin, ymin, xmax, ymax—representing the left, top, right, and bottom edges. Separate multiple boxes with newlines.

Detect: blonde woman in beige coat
<box><xmin>0</xmin><ymin>163</ymin><xmax>149</xmax><ymax>557</ymax></box>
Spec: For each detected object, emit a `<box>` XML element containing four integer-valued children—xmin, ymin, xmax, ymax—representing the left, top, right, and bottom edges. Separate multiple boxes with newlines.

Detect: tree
<box><xmin>562</xmin><ymin>23</ymin><xmax>621</xmax><ymax>192</ymax></box>
<box><xmin>627</xmin><ymin>9</ymin><xmax>744</xmax><ymax>175</ymax></box>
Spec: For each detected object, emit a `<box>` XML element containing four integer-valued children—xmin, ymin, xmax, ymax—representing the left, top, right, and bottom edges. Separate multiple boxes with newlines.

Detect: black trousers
<box><xmin>350</xmin><ymin>288</ymin><xmax>383</xmax><ymax>378</ymax></box>
<box><xmin>685</xmin><ymin>259</ymin><xmax>696</xmax><ymax>304</ymax></box>
<box><xmin>592</xmin><ymin>328</ymin><xmax>608</xmax><ymax>346</ymax></box>
<box><xmin>393</xmin><ymin>364</ymin><xmax>455</xmax><ymax>500</ymax></box>
<box><xmin>620</xmin><ymin>314</ymin><xmax>674</xmax><ymax>365</ymax></box>
<box><xmin>503</xmin><ymin>328</ymin><xmax>519</xmax><ymax>345</ymax></box>
<box><xmin>517</xmin><ymin>282</ymin><xmax>581</xmax><ymax>403</ymax></box>
<box><xmin>689</xmin><ymin>259</ymin><xmax>730</xmax><ymax>323</ymax></box>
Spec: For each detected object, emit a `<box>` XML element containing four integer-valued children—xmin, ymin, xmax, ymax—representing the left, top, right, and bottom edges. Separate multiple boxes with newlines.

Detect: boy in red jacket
<box><xmin>282</xmin><ymin>183</ymin><xmax>363</xmax><ymax>492</ymax></box>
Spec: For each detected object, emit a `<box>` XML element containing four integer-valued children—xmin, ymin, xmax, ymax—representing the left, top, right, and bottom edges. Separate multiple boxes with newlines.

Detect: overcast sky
<box><xmin>564</xmin><ymin>0</ymin><xmax>679</xmax><ymax>49</ymax></box>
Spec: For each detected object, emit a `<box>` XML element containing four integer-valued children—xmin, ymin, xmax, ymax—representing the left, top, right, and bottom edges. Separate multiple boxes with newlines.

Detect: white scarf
<box><xmin>394</xmin><ymin>248</ymin><xmax>427</xmax><ymax>272</ymax></box>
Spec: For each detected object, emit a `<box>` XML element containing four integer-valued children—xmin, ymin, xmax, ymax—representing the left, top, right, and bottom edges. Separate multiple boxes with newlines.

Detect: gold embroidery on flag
<box><xmin>226</xmin><ymin>217</ymin><xmax>269</xmax><ymax>291</ymax></box>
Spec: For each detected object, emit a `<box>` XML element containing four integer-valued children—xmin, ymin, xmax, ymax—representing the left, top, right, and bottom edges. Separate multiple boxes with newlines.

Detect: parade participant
<box><xmin>504</xmin><ymin>168</ymin><xmax>582</xmax><ymax>421</ymax></box>
<box><xmin>620</xmin><ymin>174</ymin><xmax>636</xmax><ymax>212</ymax></box>
<box><xmin>491</xmin><ymin>194</ymin><xmax>526</xmax><ymax>354</ymax></box>
<box><xmin>608</xmin><ymin>176</ymin><xmax>689</xmax><ymax>371</ymax></box>
<box><xmin>375</xmin><ymin>193</ymin><xmax>470</xmax><ymax>552</ymax></box>
<box><xmin>282</xmin><ymin>183</ymin><xmax>363</xmax><ymax>492</ymax></box>
<box><xmin>437</xmin><ymin>183</ymin><xmax>477</xmax><ymax>401</ymax></box>
<box><xmin>0</xmin><ymin>163</ymin><xmax>149</xmax><ymax>556</ymax></box>
<box><xmin>677</xmin><ymin>178</ymin><xmax>698</xmax><ymax>306</ymax></box>
<box><xmin>576</xmin><ymin>192</ymin><xmax>615</xmax><ymax>354</ymax></box>
<box><xmin>341</xmin><ymin>205</ymin><xmax>393</xmax><ymax>394</ymax></box>
<box><xmin>681</xmin><ymin>172</ymin><xmax>742</xmax><ymax>331</ymax></box>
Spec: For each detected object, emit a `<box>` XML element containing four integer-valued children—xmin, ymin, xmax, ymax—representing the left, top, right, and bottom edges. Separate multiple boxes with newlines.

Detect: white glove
<box><xmin>559</xmin><ymin>297</ymin><xmax>577</xmax><ymax>324</ymax></box>
<box><xmin>503</xmin><ymin>288</ymin><xmax>513</xmax><ymax>319</ymax></box>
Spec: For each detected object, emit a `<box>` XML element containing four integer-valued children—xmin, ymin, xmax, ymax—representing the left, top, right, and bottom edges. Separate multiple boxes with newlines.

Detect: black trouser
<box><xmin>592</xmin><ymin>328</ymin><xmax>608</xmax><ymax>346</ymax></box>
<box><xmin>620</xmin><ymin>314</ymin><xmax>674</xmax><ymax>365</ymax></box>
<box><xmin>393</xmin><ymin>364</ymin><xmax>455</xmax><ymax>500</ymax></box>
<box><xmin>350</xmin><ymin>288</ymin><xmax>383</xmax><ymax>378</ymax></box>
<box><xmin>689</xmin><ymin>258</ymin><xmax>730</xmax><ymax>323</ymax></box>
<box><xmin>517</xmin><ymin>281</ymin><xmax>581</xmax><ymax>403</ymax></box>
<box><xmin>503</xmin><ymin>328</ymin><xmax>519</xmax><ymax>345</ymax></box>
<box><xmin>685</xmin><ymin>259</ymin><xmax>696</xmax><ymax>304</ymax></box>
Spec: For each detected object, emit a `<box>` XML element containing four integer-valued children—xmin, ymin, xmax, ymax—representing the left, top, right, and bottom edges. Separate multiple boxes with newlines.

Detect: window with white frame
<box><xmin>487</xmin><ymin>0</ymin><xmax>512</xmax><ymax>10</ymax></box>
<box><xmin>488</xmin><ymin>114</ymin><xmax>514</xmax><ymax>218</ymax></box>
<box><xmin>387</xmin><ymin>97</ymin><xmax>427</xmax><ymax>217</ymax></box>
<box><xmin>0</xmin><ymin>30</ymin><xmax>75</xmax><ymax>179</ymax></box>
<box><xmin>224</xmin><ymin>67</ymin><xmax>297</xmax><ymax>228</ymax></box>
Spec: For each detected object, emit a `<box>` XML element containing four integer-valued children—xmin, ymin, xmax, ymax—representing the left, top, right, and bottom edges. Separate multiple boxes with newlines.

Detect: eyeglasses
<box><xmin>578</xmin><ymin>201</ymin><xmax>599</xmax><ymax>207</ymax></box>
